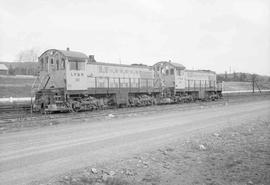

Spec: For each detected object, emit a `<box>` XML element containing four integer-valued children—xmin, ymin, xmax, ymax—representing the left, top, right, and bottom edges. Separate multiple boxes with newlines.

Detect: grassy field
<box><xmin>0</xmin><ymin>75</ymin><xmax>35</xmax><ymax>98</ymax></box>
<box><xmin>223</xmin><ymin>81</ymin><xmax>270</xmax><ymax>91</ymax></box>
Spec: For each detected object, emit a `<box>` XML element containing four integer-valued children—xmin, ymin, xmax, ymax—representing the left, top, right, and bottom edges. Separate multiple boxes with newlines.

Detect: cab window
<box><xmin>170</xmin><ymin>68</ymin><xmax>174</xmax><ymax>75</ymax></box>
<box><xmin>69</xmin><ymin>60</ymin><xmax>85</xmax><ymax>70</ymax></box>
<box><xmin>177</xmin><ymin>69</ymin><xmax>183</xmax><ymax>76</ymax></box>
<box><xmin>61</xmin><ymin>58</ymin><xmax>65</xmax><ymax>69</ymax></box>
<box><xmin>56</xmin><ymin>60</ymin><xmax>59</xmax><ymax>70</ymax></box>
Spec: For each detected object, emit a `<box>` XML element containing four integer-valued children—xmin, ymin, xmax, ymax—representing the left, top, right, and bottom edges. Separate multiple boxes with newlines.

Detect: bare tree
<box><xmin>17</xmin><ymin>47</ymin><xmax>40</xmax><ymax>62</ymax></box>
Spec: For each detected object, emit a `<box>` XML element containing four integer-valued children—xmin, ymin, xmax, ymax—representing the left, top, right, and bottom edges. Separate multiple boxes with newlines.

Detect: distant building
<box><xmin>0</xmin><ymin>64</ymin><xmax>8</xmax><ymax>75</ymax></box>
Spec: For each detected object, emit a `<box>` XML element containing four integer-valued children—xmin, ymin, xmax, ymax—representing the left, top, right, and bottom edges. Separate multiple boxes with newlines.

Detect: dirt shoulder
<box><xmin>1</xmin><ymin>97</ymin><xmax>269</xmax><ymax>185</ymax></box>
<box><xmin>38</xmin><ymin>116</ymin><xmax>270</xmax><ymax>185</ymax></box>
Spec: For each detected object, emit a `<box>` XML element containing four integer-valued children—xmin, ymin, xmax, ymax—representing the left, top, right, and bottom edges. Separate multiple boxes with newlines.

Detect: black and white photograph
<box><xmin>0</xmin><ymin>0</ymin><xmax>269</xmax><ymax>184</ymax></box>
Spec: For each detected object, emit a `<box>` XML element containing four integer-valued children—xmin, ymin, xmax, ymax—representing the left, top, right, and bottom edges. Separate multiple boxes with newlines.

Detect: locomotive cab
<box><xmin>153</xmin><ymin>61</ymin><xmax>186</xmax><ymax>96</ymax></box>
<box><xmin>33</xmin><ymin>48</ymin><xmax>88</xmax><ymax>113</ymax></box>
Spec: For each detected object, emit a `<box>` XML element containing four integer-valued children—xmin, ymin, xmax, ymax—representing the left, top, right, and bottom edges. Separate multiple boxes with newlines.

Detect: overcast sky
<box><xmin>0</xmin><ymin>0</ymin><xmax>269</xmax><ymax>75</ymax></box>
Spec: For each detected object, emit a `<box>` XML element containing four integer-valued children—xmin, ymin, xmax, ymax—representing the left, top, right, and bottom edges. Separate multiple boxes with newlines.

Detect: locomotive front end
<box><xmin>32</xmin><ymin>48</ymin><xmax>88</xmax><ymax>113</ymax></box>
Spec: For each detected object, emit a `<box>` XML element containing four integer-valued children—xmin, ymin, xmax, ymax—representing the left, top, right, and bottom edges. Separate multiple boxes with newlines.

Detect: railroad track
<box><xmin>0</xmin><ymin>104</ymin><xmax>31</xmax><ymax>112</ymax></box>
<box><xmin>0</xmin><ymin>100</ymin><xmax>226</xmax><ymax>127</ymax></box>
<box><xmin>0</xmin><ymin>93</ymin><xmax>269</xmax><ymax>127</ymax></box>
<box><xmin>0</xmin><ymin>104</ymin><xmax>31</xmax><ymax>121</ymax></box>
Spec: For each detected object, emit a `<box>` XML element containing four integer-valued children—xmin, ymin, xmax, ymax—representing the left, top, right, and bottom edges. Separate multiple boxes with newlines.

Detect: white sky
<box><xmin>0</xmin><ymin>0</ymin><xmax>269</xmax><ymax>75</ymax></box>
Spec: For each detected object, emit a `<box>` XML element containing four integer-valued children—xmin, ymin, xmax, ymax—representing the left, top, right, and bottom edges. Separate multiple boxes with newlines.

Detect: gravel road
<box><xmin>0</xmin><ymin>99</ymin><xmax>269</xmax><ymax>185</ymax></box>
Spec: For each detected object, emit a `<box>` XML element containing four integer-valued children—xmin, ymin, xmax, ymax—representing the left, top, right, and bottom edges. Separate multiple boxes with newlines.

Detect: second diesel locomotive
<box><xmin>32</xmin><ymin>48</ymin><xmax>222</xmax><ymax>112</ymax></box>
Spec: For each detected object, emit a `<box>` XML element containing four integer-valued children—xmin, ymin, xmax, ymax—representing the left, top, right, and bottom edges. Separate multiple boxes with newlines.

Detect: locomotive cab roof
<box><xmin>39</xmin><ymin>49</ymin><xmax>89</xmax><ymax>61</ymax></box>
<box><xmin>153</xmin><ymin>61</ymin><xmax>186</xmax><ymax>70</ymax></box>
<box><xmin>58</xmin><ymin>49</ymin><xmax>88</xmax><ymax>60</ymax></box>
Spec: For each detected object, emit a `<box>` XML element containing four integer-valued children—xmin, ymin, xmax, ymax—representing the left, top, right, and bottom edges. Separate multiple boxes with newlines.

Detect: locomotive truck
<box><xmin>32</xmin><ymin>48</ymin><xmax>222</xmax><ymax>113</ymax></box>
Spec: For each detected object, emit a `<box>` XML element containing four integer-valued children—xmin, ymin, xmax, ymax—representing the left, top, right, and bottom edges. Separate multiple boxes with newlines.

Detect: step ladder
<box><xmin>31</xmin><ymin>74</ymin><xmax>55</xmax><ymax>94</ymax></box>
<box><xmin>154</xmin><ymin>71</ymin><xmax>166</xmax><ymax>95</ymax></box>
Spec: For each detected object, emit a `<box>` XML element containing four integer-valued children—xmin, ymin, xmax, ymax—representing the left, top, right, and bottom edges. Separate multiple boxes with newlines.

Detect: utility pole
<box><xmin>252</xmin><ymin>74</ymin><xmax>261</xmax><ymax>93</ymax></box>
<box><xmin>252</xmin><ymin>74</ymin><xmax>255</xmax><ymax>93</ymax></box>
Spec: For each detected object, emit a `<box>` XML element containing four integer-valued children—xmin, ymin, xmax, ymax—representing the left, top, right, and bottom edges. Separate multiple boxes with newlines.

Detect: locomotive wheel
<box><xmin>73</xmin><ymin>106</ymin><xmax>80</xmax><ymax>112</ymax></box>
<box><xmin>71</xmin><ymin>103</ymin><xmax>80</xmax><ymax>112</ymax></box>
<box><xmin>41</xmin><ymin>108</ymin><xmax>46</xmax><ymax>114</ymax></box>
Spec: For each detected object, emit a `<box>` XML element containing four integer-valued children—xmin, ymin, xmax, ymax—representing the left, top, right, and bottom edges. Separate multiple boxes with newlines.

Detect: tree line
<box><xmin>2</xmin><ymin>62</ymin><xmax>39</xmax><ymax>76</ymax></box>
<box><xmin>217</xmin><ymin>72</ymin><xmax>270</xmax><ymax>83</ymax></box>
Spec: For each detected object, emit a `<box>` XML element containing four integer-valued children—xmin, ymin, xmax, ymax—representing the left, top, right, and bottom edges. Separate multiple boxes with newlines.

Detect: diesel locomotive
<box><xmin>32</xmin><ymin>48</ymin><xmax>222</xmax><ymax>113</ymax></box>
